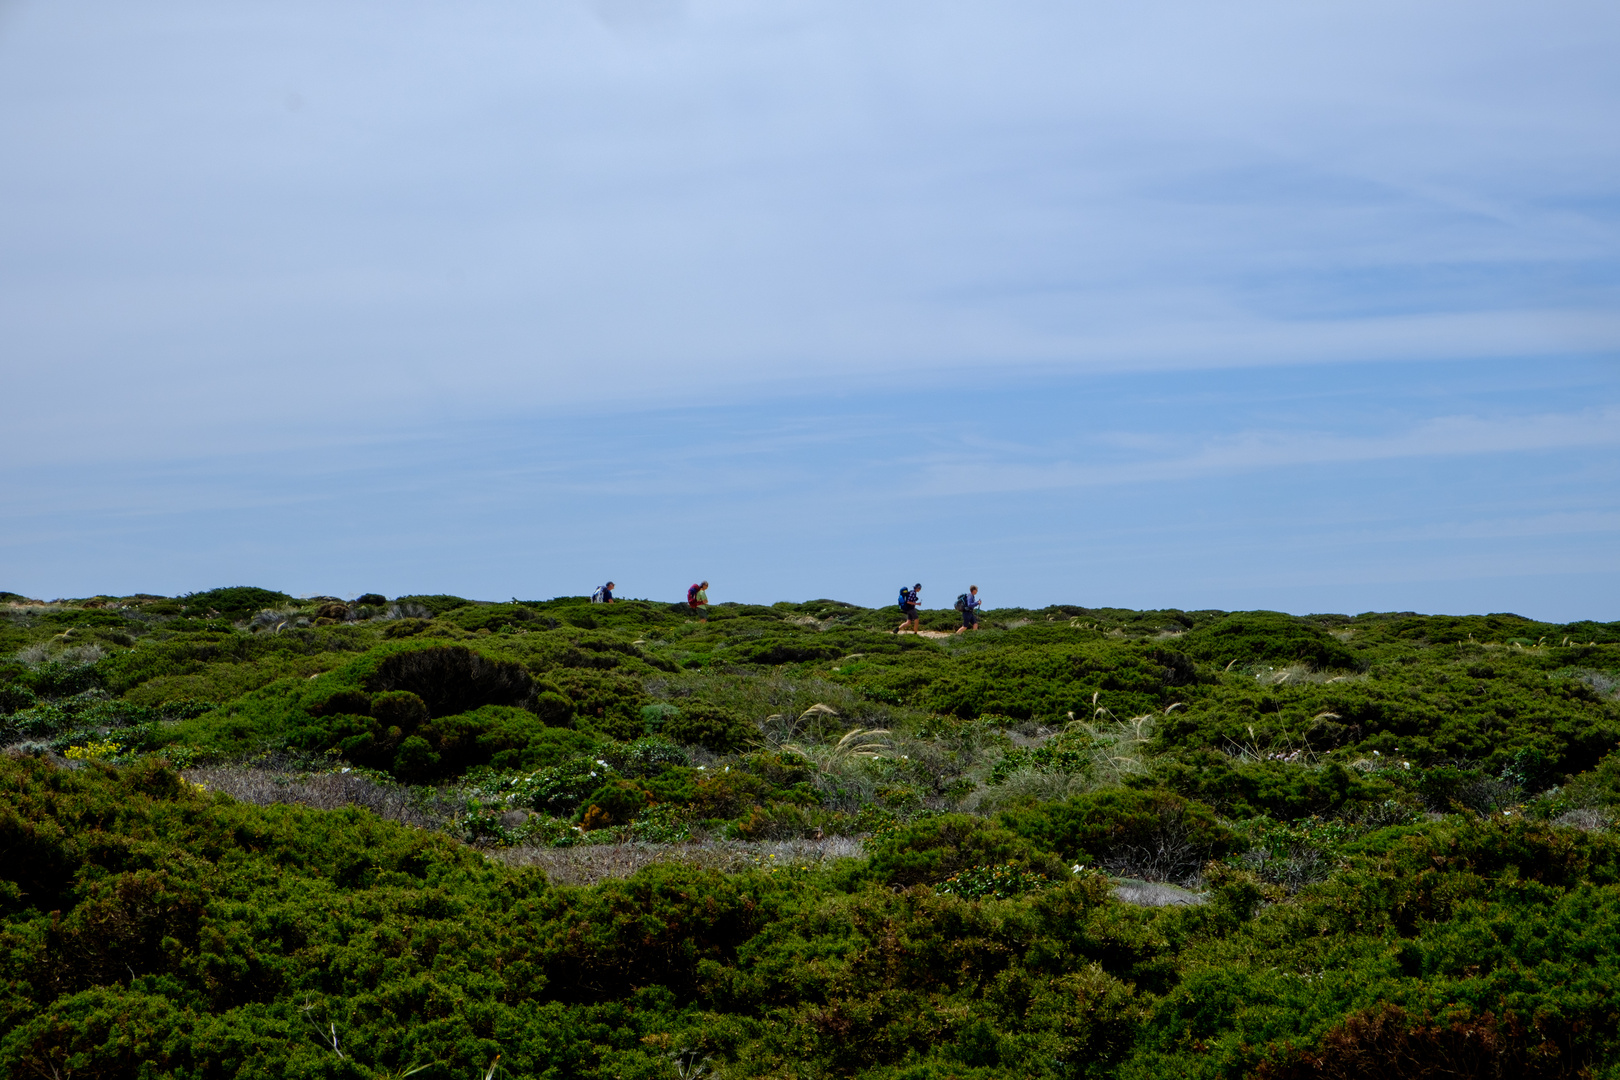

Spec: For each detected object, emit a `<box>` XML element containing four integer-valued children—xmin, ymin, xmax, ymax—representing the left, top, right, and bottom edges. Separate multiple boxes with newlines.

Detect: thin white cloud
<box><xmin>2</xmin><ymin>0</ymin><xmax>1619</xmax><ymax>441</ymax></box>
<box><xmin>919</xmin><ymin>406</ymin><xmax>1620</xmax><ymax>494</ymax></box>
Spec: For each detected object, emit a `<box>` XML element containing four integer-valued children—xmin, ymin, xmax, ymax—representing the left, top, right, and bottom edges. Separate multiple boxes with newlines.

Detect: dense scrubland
<box><xmin>4</xmin><ymin>585</ymin><xmax>1620</xmax><ymax>1079</ymax></box>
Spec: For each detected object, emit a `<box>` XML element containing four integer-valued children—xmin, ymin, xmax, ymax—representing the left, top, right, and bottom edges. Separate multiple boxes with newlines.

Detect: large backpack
<box><xmin>897</xmin><ymin>587</ymin><xmax>910</xmax><ymax>611</ymax></box>
<box><xmin>688</xmin><ymin>584</ymin><xmax>701</xmax><ymax>605</ymax></box>
<box><xmin>954</xmin><ymin>593</ymin><xmax>969</xmax><ymax>611</ymax></box>
<box><xmin>590</xmin><ymin>585</ymin><xmax>605</xmax><ymax>604</ymax></box>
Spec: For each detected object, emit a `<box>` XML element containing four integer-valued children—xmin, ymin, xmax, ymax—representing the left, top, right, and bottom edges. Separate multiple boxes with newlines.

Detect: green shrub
<box><xmin>445</xmin><ymin>603</ymin><xmax>542</xmax><ymax>632</ymax></box>
<box><xmin>381</xmin><ymin>617</ymin><xmax>433</xmax><ymax>638</ymax></box>
<box><xmin>725</xmin><ymin>638</ymin><xmax>844</xmax><ymax>665</ymax></box>
<box><xmin>607</xmin><ymin>737</ymin><xmax>691</xmax><ymax>777</ymax></box>
<box><xmin>365</xmin><ymin>644</ymin><xmax>534</xmax><ymax>716</ymax></box>
<box><xmin>393</xmin><ymin>733</ymin><xmax>441</xmax><ymax>780</ymax></box>
<box><xmin>935</xmin><ymin>863</ymin><xmax>1057</xmax><ymax>900</ymax></box>
<box><xmin>309</xmin><ymin>687</ymin><xmax>373</xmax><ymax>716</ymax></box>
<box><xmin>496</xmin><ymin>756</ymin><xmax>620</xmax><ymax>815</ymax></box>
<box><xmin>865</xmin><ymin>814</ymin><xmax>1065</xmax><ymax>888</ymax></box>
<box><xmin>1179</xmin><ymin>611</ymin><xmax>1360</xmax><ymax>670</ymax></box>
<box><xmin>989</xmin><ymin>732</ymin><xmax>1097</xmax><ymax>785</ymax></box>
<box><xmin>391</xmin><ymin>593</ymin><xmax>473</xmax><ymax>616</ymax></box>
<box><xmin>548</xmin><ymin>670</ymin><xmax>646</xmax><ymax>740</ymax></box>
<box><xmin>579</xmin><ymin>778</ymin><xmax>653</xmax><ymax>827</ymax></box>
<box><xmin>284</xmin><ymin>700</ymin><xmax>572</xmax><ymax>782</ymax></box>
<box><xmin>901</xmin><ymin>642</ymin><xmax>1176</xmax><ymax>721</ymax></box>
<box><xmin>176</xmin><ymin>586</ymin><xmax>293</xmax><ymax>621</ymax></box>
<box><xmin>1148</xmin><ymin>751</ymin><xmax>1397</xmax><ymax>818</ymax></box>
<box><xmin>370</xmin><ymin>689</ymin><xmax>429</xmax><ymax>728</ymax></box>
<box><xmin>533</xmin><ymin>689</ymin><xmax>575</xmax><ymax>726</ymax></box>
<box><xmin>23</xmin><ymin>661</ymin><xmax>100</xmax><ymax>698</ymax></box>
<box><xmin>0</xmin><ymin>682</ymin><xmax>37</xmax><ymax>714</ymax></box>
<box><xmin>662</xmin><ymin>703</ymin><xmax>755</xmax><ymax>753</ymax></box>
<box><xmin>739</xmin><ymin>749</ymin><xmax>816</xmax><ymax>787</ymax></box>
<box><xmin>689</xmin><ymin>769</ymin><xmax>773</xmax><ymax>819</ymax></box>
<box><xmin>120</xmin><ymin>651</ymin><xmax>356</xmax><ymax>707</ymax></box>
<box><xmin>998</xmin><ymin>788</ymin><xmax>1235</xmax><ymax>881</ymax></box>
<box><xmin>41</xmin><ymin>608</ymin><xmax>135</xmax><ymax>629</ymax></box>
<box><xmin>641</xmin><ymin>701</ymin><xmax>681</xmax><ymax>733</ymax></box>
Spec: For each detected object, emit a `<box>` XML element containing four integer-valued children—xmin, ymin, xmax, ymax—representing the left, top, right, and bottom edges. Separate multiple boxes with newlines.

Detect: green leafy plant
<box><xmin>935</xmin><ymin>862</ymin><xmax>1054</xmax><ymax>899</ymax></box>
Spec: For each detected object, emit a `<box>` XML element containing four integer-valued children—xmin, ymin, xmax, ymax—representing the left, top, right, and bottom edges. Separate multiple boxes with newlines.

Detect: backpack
<box><xmin>590</xmin><ymin>585</ymin><xmax>605</xmax><ymax>604</ymax></box>
<box><xmin>688</xmin><ymin>584</ymin><xmax>701</xmax><ymax>604</ymax></box>
<box><xmin>897</xmin><ymin>587</ymin><xmax>910</xmax><ymax>610</ymax></box>
<box><xmin>955</xmin><ymin>593</ymin><xmax>969</xmax><ymax>611</ymax></box>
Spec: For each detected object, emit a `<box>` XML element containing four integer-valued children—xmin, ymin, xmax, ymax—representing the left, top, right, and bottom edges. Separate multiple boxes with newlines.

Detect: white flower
<box><xmin>1072</xmin><ymin>864</ymin><xmax>1083</xmax><ymax>874</ymax></box>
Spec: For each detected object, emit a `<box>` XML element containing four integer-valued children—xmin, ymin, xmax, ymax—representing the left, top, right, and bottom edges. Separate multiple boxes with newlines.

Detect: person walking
<box><xmin>687</xmin><ymin>580</ymin><xmax>710</xmax><ymax>621</ymax></box>
<box><xmin>591</xmin><ymin>581</ymin><xmax>617</xmax><ymax>604</ymax></box>
<box><xmin>954</xmin><ymin>585</ymin><xmax>982</xmax><ymax>633</ymax></box>
<box><xmin>896</xmin><ymin>583</ymin><xmax>922</xmax><ymax>634</ymax></box>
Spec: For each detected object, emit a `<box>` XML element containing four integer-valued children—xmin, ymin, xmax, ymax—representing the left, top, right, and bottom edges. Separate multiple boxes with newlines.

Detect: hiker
<box><xmin>590</xmin><ymin>581</ymin><xmax>617</xmax><ymax>604</ymax></box>
<box><xmin>687</xmin><ymin>581</ymin><xmax>710</xmax><ymax>621</ymax></box>
<box><xmin>896</xmin><ymin>583</ymin><xmax>922</xmax><ymax>634</ymax></box>
<box><xmin>954</xmin><ymin>586</ymin><xmax>982</xmax><ymax>633</ymax></box>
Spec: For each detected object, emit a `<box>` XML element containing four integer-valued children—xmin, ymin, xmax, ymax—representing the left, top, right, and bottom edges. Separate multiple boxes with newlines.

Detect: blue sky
<box><xmin>2</xmin><ymin>0</ymin><xmax>1618</xmax><ymax>618</ymax></box>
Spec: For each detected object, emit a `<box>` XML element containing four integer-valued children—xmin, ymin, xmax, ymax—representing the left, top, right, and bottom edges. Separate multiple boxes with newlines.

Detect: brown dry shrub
<box><xmin>1255</xmin><ymin>1003</ymin><xmax>1587</xmax><ymax>1080</ymax></box>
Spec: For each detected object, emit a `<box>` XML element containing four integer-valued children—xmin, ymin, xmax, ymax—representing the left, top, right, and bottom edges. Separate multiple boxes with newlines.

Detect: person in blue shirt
<box><xmin>896</xmin><ymin>583</ymin><xmax>922</xmax><ymax>634</ymax></box>
<box><xmin>955</xmin><ymin>585</ymin><xmax>982</xmax><ymax>633</ymax></box>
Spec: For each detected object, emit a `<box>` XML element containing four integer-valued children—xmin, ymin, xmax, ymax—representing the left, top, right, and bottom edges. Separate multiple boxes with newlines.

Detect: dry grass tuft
<box><xmin>1553</xmin><ymin>807</ymin><xmax>1612</xmax><ymax>832</ymax></box>
<box><xmin>1253</xmin><ymin>663</ymin><xmax>1362</xmax><ymax>686</ymax></box>
<box><xmin>783</xmin><ymin>726</ymin><xmax>890</xmax><ymax>769</ymax></box>
<box><xmin>14</xmin><ymin>641</ymin><xmax>105</xmax><ymax>666</ymax></box>
<box><xmin>972</xmin><ymin>767</ymin><xmax>1094</xmax><ymax>810</ymax></box>
<box><xmin>489</xmin><ymin>837</ymin><xmax>863</xmax><ymax>885</ymax></box>
<box><xmin>183</xmin><ymin>765</ymin><xmax>456</xmax><ymax>829</ymax></box>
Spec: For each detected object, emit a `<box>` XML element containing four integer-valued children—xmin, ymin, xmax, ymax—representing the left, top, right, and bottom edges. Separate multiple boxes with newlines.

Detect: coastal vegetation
<box><xmin>3</xmin><ymin>588</ymin><xmax>1619</xmax><ymax>1078</ymax></box>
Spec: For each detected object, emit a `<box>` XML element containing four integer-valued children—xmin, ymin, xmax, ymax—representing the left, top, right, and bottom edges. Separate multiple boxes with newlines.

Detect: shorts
<box><xmin>900</xmin><ymin>605</ymin><xmax>917</xmax><ymax>619</ymax></box>
<box><xmin>962</xmin><ymin>609</ymin><xmax>979</xmax><ymax>627</ymax></box>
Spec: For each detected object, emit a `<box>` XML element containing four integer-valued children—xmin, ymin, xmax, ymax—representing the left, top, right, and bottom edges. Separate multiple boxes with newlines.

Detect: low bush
<box><xmin>864</xmin><ymin>814</ymin><xmax>1066</xmax><ymax>887</ymax></box>
<box><xmin>177</xmin><ymin>586</ymin><xmax>294</xmax><ymax>621</ymax></box>
<box><xmin>1148</xmin><ymin>751</ymin><xmax>1400</xmax><ymax>818</ymax></box>
<box><xmin>662</xmin><ymin>703</ymin><xmax>756</xmax><ymax>752</ymax></box>
<box><xmin>1179</xmin><ymin>610</ymin><xmax>1361</xmax><ymax>671</ymax></box>
<box><xmin>391</xmin><ymin>593</ymin><xmax>473</xmax><ymax>616</ymax></box>
<box><xmin>548</xmin><ymin>670</ymin><xmax>647</xmax><ymax>740</ymax></box>
<box><xmin>365</xmin><ymin>644</ymin><xmax>534</xmax><ymax>715</ymax></box>
<box><xmin>999</xmin><ymin>788</ymin><xmax>1236</xmax><ymax>883</ymax></box>
<box><xmin>935</xmin><ymin>862</ymin><xmax>1058</xmax><ymax>899</ymax></box>
<box><xmin>579</xmin><ymin>778</ymin><xmax>653</xmax><ymax>827</ymax></box>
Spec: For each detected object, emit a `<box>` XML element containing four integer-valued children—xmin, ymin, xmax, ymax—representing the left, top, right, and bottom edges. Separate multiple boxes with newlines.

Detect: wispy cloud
<box><xmin>3</xmin><ymin>0</ymin><xmax>1619</xmax><ymax>436</ymax></box>
<box><xmin>920</xmin><ymin>405</ymin><xmax>1620</xmax><ymax>494</ymax></box>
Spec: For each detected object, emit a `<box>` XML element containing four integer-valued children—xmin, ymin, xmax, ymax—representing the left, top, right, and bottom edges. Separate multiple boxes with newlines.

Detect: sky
<box><xmin>2</xmin><ymin>0</ymin><xmax>1618</xmax><ymax>619</ymax></box>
